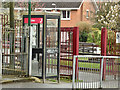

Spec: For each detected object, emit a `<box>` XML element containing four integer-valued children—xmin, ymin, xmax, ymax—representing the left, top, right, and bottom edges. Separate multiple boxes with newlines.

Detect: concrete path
<box><xmin>0</xmin><ymin>68</ymin><xmax>119</xmax><ymax>89</ymax></box>
<box><xmin>1</xmin><ymin>82</ymin><xmax>72</xmax><ymax>88</ymax></box>
<box><xmin>75</xmin><ymin>71</ymin><xmax>119</xmax><ymax>88</ymax></box>
<box><xmin>1</xmin><ymin>81</ymin><xmax>119</xmax><ymax>89</ymax></box>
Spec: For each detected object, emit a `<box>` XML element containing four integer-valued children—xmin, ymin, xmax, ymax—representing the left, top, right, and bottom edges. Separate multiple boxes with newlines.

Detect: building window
<box><xmin>45</xmin><ymin>10</ymin><xmax>51</xmax><ymax>12</ymax></box>
<box><xmin>61</xmin><ymin>10</ymin><xmax>70</xmax><ymax>20</ymax></box>
<box><xmin>86</xmin><ymin>9</ymin><xmax>89</xmax><ymax>18</ymax></box>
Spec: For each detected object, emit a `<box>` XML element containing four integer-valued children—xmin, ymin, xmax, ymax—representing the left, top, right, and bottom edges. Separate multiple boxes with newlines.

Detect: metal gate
<box><xmin>60</xmin><ymin>27</ymin><xmax>79</xmax><ymax>76</ymax></box>
<box><xmin>60</xmin><ymin>27</ymin><xmax>74</xmax><ymax>76</ymax></box>
<box><xmin>1</xmin><ymin>14</ymin><xmax>28</xmax><ymax>76</ymax></box>
<box><xmin>101</xmin><ymin>28</ymin><xmax>120</xmax><ymax>56</ymax></box>
<box><xmin>101</xmin><ymin>28</ymin><xmax>120</xmax><ymax>80</ymax></box>
<box><xmin>72</xmin><ymin>55</ymin><xmax>120</xmax><ymax>89</ymax></box>
<box><xmin>107</xmin><ymin>30</ymin><xmax>120</xmax><ymax>56</ymax></box>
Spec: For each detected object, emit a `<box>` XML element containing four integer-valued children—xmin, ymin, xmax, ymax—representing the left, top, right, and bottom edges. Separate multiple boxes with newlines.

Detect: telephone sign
<box><xmin>24</xmin><ymin>18</ymin><xmax>43</xmax><ymax>24</ymax></box>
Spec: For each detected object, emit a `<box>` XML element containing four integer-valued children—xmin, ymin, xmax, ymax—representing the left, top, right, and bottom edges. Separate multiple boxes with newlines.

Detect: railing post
<box><xmin>0</xmin><ymin>24</ymin><xmax>2</xmax><ymax>80</ymax></box>
<box><xmin>100</xmin><ymin>57</ymin><xmax>104</xmax><ymax>88</ymax></box>
<box><xmin>72</xmin><ymin>56</ymin><xmax>76</xmax><ymax>88</ymax></box>
<box><xmin>73</xmin><ymin>27</ymin><xmax>79</xmax><ymax>78</ymax></box>
<box><xmin>101</xmin><ymin>28</ymin><xmax>107</xmax><ymax>80</ymax></box>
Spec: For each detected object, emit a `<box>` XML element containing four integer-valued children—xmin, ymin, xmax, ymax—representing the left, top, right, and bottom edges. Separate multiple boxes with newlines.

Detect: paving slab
<box><xmin>0</xmin><ymin>76</ymin><xmax>36</xmax><ymax>84</ymax></box>
<box><xmin>2</xmin><ymin>82</ymin><xmax>72</xmax><ymax>88</ymax></box>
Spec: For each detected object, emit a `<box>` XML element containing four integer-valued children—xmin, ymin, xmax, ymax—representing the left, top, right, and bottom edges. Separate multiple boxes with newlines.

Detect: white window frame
<box><xmin>45</xmin><ymin>10</ymin><xmax>51</xmax><ymax>12</ymax></box>
<box><xmin>86</xmin><ymin>9</ymin><xmax>89</xmax><ymax>19</ymax></box>
<box><xmin>61</xmin><ymin>10</ymin><xmax>71</xmax><ymax>20</ymax></box>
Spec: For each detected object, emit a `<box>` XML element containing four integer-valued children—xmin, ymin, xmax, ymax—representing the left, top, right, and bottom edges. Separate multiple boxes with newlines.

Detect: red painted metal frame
<box><xmin>101</xmin><ymin>28</ymin><xmax>107</xmax><ymax>80</ymax></box>
<box><xmin>73</xmin><ymin>27</ymin><xmax>79</xmax><ymax>77</ymax></box>
<box><xmin>60</xmin><ymin>27</ymin><xmax>79</xmax><ymax>77</ymax></box>
<box><xmin>107</xmin><ymin>30</ymin><xmax>120</xmax><ymax>79</ymax></box>
<box><xmin>60</xmin><ymin>27</ymin><xmax>74</xmax><ymax>76</ymax></box>
<box><xmin>101</xmin><ymin>28</ymin><xmax>120</xmax><ymax>80</ymax></box>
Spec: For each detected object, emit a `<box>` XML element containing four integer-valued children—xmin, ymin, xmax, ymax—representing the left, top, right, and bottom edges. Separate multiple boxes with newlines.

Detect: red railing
<box><xmin>60</xmin><ymin>27</ymin><xmax>79</xmax><ymax>76</ymax></box>
<box><xmin>101</xmin><ymin>28</ymin><xmax>120</xmax><ymax>80</ymax></box>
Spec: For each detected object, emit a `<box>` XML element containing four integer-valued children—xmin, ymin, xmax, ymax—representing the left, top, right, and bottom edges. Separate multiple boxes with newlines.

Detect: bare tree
<box><xmin>17</xmin><ymin>0</ymin><xmax>45</xmax><ymax>11</ymax></box>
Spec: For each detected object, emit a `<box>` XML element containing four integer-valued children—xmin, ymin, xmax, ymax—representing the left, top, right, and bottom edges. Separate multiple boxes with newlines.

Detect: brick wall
<box><xmin>61</xmin><ymin>9</ymin><xmax>82</xmax><ymax>27</ymax></box>
<box><xmin>82</xmin><ymin>1</ymin><xmax>96</xmax><ymax>24</ymax></box>
<box><xmin>61</xmin><ymin>1</ymin><xmax>96</xmax><ymax>27</ymax></box>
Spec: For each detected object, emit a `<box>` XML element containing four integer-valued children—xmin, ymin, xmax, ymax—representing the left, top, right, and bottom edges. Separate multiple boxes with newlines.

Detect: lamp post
<box><xmin>52</xmin><ymin>3</ymin><xmax>56</xmax><ymax>12</ymax></box>
<box><xmin>28</xmin><ymin>0</ymin><xmax>31</xmax><ymax>27</ymax></box>
<box><xmin>28</xmin><ymin>0</ymin><xmax>31</xmax><ymax>76</ymax></box>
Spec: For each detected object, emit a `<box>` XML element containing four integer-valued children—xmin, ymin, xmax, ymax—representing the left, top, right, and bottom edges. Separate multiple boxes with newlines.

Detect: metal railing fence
<box><xmin>2</xmin><ymin>27</ymin><xmax>29</xmax><ymax>76</ymax></box>
<box><xmin>0</xmin><ymin>23</ymin><xmax>2</xmax><ymax>79</ymax></box>
<box><xmin>60</xmin><ymin>27</ymin><xmax>79</xmax><ymax>76</ymax></box>
<box><xmin>72</xmin><ymin>55</ymin><xmax>120</xmax><ymax>89</ymax></box>
<box><xmin>79</xmin><ymin>42</ymin><xmax>101</xmax><ymax>55</ymax></box>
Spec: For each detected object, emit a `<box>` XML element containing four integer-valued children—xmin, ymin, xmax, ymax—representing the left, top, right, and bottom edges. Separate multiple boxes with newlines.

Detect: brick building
<box><xmin>14</xmin><ymin>0</ymin><xmax>99</xmax><ymax>27</ymax></box>
<box><xmin>33</xmin><ymin>0</ymin><xmax>99</xmax><ymax>27</ymax></box>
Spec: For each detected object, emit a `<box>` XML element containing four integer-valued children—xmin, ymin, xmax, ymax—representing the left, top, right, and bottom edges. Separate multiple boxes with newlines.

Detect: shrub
<box><xmin>87</xmin><ymin>28</ymin><xmax>101</xmax><ymax>46</ymax></box>
<box><xmin>76</xmin><ymin>22</ymin><xmax>92</xmax><ymax>42</ymax></box>
<box><xmin>92</xmin><ymin>23</ymin><xmax>106</xmax><ymax>30</ymax></box>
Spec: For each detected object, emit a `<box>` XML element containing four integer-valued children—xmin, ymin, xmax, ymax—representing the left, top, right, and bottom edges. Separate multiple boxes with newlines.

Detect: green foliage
<box><xmin>79</xmin><ymin>31</ymin><xmax>88</xmax><ymax>42</ymax></box>
<box><xmin>75</xmin><ymin>80</ymin><xmax>83</xmax><ymax>82</ymax></box>
<box><xmin>60</xmin><ymin>77</ymin><xmax>72</xmax><ymax>83</ymax></box>
<box><xmin>117</xmin><ymin>1</ymin><xmax>120</xmax><ymax>30</ymax></box>
<box><xmin>87</xmin><ymin>28</ymin><xmax>101</xmax><ymax>46</ymax></box>
<box><xmin>76</xmin><ymin>22</ymin><xmax>92</xmax><ymax>42</ymax></box>
<box><xmin>2</xmin><ymin>2</ymin><xmax>10</xmax><ymax>8</ymax></box>
<box><xmin>79</xmin><ymin>62</ymin><xmax>100</xmax><ymax>69</ymax></box>
<box><xmin>47</xmin><ymin>79</ymin><xmax>57</xmax><ymax>82</ymax></box>
<box><xmin>91</xmin><ymin>28</ymin><xmax>99</xmax><ymax>31</ymax></box>
<box><xmin>92</xmin><ymin>23</ymin><xmax>106</xmax><ymax>30</ymax></box>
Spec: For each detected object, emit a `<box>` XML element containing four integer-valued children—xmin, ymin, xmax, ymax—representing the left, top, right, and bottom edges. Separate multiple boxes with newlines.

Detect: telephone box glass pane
<box><xmin>46</xmin><ymin>19</ymin><xmax>58</xmax><ymax>77</ymax></box>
